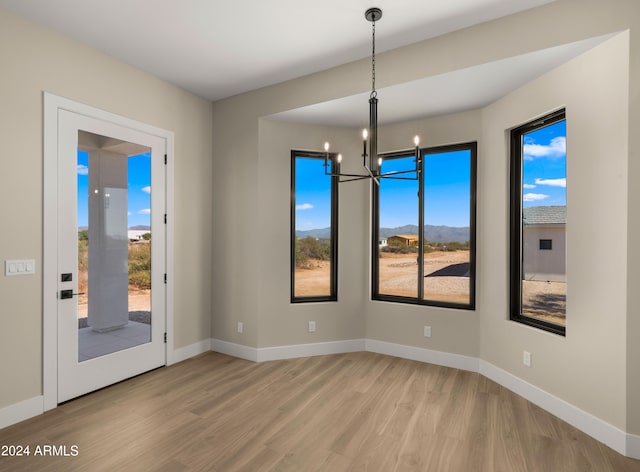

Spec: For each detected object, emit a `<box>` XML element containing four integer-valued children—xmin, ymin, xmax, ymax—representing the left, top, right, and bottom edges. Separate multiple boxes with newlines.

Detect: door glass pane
<box><xmin>378</xmin><ymin>156</ymin><xmax>419</xmax><ymax>298</ymax></box>
<box><xmin>422</xmin><ymin>149</ymin><xmax>471</xmax><ymax>305</ymax></box>
<box><xmin>77</xmin><ymin>131</ymin><xmax>152</xmax><ymax>362</ymax></box>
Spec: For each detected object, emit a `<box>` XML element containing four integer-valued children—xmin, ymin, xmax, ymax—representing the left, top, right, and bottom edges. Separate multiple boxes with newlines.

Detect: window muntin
<box><xmin>291</xmin><ymin>151</ymin><xmax>338</xmax><ymax>302</ymax></box>
<box><xmin>510</xmin><ymin>110</ymin><xmax>566</xmax><ymax>335</ymax></box>
<box><xmin>373</xmin><ymin>142</ymin><xmax>476</xmax><ymax>310</ymax></box>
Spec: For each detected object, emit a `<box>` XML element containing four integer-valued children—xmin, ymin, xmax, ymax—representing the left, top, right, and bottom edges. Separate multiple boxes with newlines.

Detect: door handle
<box><xmin>59</xmin><ymin>289</ymin><xmax>85</xmax><ymax>299</ymax></box>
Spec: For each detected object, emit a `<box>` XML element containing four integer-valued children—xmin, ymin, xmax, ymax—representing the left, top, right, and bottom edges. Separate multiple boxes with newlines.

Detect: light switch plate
<box><xmin>5</xmin><ymin>259</ymin><xmax>36</xmax><ymax>276</ymax></box>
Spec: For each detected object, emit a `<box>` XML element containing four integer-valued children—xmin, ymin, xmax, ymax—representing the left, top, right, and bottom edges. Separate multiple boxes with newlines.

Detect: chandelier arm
<box><xmin>378</xmin><ymin>175</ymin><xmax>421</xmax><ymax>181</ymax></box>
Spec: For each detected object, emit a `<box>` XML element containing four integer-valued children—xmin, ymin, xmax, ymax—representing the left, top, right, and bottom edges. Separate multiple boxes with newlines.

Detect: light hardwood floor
<box><xmin>1</xmin><ymin>352</ymin><xmax>638</xmax><ymax>471</ymax></box>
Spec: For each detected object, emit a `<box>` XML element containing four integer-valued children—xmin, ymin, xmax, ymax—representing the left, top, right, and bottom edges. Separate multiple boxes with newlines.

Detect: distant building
<box><xmin>128</xmin><ymin>230</ymin><xmax>150</xmax><ymax>241</ymax></box>
<box><xmin>387</xmin><ymin>234</ymin><xmax>419</xmax><ymax>247</ymax></box>
<box><xmin>523</xmin><ymin>206</ymin><xmax>566</xmax><ymax>282</ymax></box>
<box><xmin>378</xmin><ymin>238</ymin><xmax>388</xmax><ymax>247</ymax></box>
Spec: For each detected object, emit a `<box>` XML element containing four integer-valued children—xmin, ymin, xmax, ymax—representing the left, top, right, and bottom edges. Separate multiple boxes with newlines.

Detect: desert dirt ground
<box><xmin>296</xmin><ymin>250</ymin><xmax>566</xmax><ymax>325</ymax></box>
<box><xmin>522</xmin><ymin>280</ymin><xmax>566</xmax><ymax>325</ymax></box>
<box><xmin>379</xmin><ymin>250</ymin><xmax>470</xmax><ymax>303</ymax></box>
<box><xmin>295</xmin><ymin>250</ymin><xmax>472</xmax><ymax>304</ymax></box>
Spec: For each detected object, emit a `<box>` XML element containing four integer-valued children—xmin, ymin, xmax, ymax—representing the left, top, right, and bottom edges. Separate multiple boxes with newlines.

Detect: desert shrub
<box><xmin>77</xmin><ymin>233</ymin><xmax>152</xmax><ymax>290</ymax></box>
<box><xmin>436</xmin><ymin>241</ymin><xmax>470</xmax><ymax>251</ymax></box>
<box><xmin>296</xmin><ymin>237</ymin><xmax>330</xmax><ymax>268</ymax></box>
<box><xmin>141</xmin><ymin>232</ymin><xmax>151</xmax><ymax>241</ymax></box>
<box><xmin>129</xmin><ymin>243</ymin><xmax>151</xmax><ymax>289</ymax></box>
<box><xmin>129</xmin><ymin>270</ymin><xmax>151</xmax><ymax>289</ymax></box>
<box><xmin>381</xmin><ymin>245</ymin><xmax>418</xmax><ymax>254</ymax></box>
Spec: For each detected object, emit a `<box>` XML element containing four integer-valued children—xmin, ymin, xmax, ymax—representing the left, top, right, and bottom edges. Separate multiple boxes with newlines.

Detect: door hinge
<box><xmin>164</xmin><ymin>273</ymin><xmax>167</xmax><ymax>284</ymax></box>
<box><xmin>164</xmin><ymin>213</ymin><xmax>167</xmax><ymax>224</ymax></box>
<box><xmin>164</xmin><ymin>154</ymin><xmax>167</xmax><ymax>165</ymax></box>
<box><xmin>164</xmin><ymin>332</ymin><xmax>167</xmax><ymax>343</ymax></box>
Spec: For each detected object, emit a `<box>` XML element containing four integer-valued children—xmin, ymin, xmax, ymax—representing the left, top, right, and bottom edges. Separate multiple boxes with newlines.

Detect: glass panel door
<box><xmin>57</xmin><ymin>107</ymin><xmax>165</xmax><ymax>404</ymax></box>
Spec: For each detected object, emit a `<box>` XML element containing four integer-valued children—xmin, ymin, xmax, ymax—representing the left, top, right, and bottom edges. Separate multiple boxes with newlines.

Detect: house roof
<box><xmin>523</xmin><ymin>206</ymin><xmax>566</xmax><ymax>225</ymax></box>
<box><xmin>389</xmin><ymin>234</ymin><xmax>419</xmax><ymax>241</ymax></box>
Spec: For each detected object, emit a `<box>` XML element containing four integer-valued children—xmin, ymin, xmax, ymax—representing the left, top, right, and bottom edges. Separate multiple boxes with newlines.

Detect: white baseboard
<box><xmin>210</xmin><ymin>338</ymin><xmax>366</xmax><ymax>362</ymax></box>
<box><xmin>0</xmin><ymin>396</ymin><xmax>43</xmax><ymax>430</ymax></box>
<box><xmin>211</xmin><ymin>339</ymin><xmax>259</xmax><ymax>362</ymax></box>
<box><xmin>256</xmin><ymin>339</ymin><xmax>366</xmax><ymax>362</ymax></box>
<box><xmin>170</xmin><ymin>338</ymin><xmax>212</xmax><ymax>365</ymax></box>
<box><xmin>627</xmin><ymin>433</ymin><xmax>640</xmax><ymax>460</ymax></box>
<box><xmin>365</xmin><ymin>338</ymin><xmax>480</xmax><ymax>372</ymax></box>
<box><xmin>479</xmin><ymin>360</ymin><xmax>633</xmax><ymax>459</ymax></box>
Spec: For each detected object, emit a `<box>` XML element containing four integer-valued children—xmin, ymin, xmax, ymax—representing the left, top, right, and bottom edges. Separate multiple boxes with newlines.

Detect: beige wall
<box><xmin>480</xmin><ymin>31</ymin><xmax>629</xmax><ymax>430</ymax></box>
<box><xmin>0</xmin><ymin>8</ymin><xmax>213</xmax><ymax>409</ymax></box>
<box><xmin>256</xmin><ymin>120</ymin><xmax>367</xmax><ymax>347</ymax></box>
<box><xmin>212</xmin><ymin>0</ymin><xmax>640</xmax><ymax>435</ymax></box>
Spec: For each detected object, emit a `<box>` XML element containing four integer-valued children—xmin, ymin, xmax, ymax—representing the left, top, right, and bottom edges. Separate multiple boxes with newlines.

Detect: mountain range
<box><xmin>296</xmin><ymin>224</ymin><xmax>470</xmax><ymax>243</ymax></box>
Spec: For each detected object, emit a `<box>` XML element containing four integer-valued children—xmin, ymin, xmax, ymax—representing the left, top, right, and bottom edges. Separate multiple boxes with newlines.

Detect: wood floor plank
<box><xmin>0</xmin><ymin>351</ymin><xmax>638</xmax><ymax>471</ymax></box>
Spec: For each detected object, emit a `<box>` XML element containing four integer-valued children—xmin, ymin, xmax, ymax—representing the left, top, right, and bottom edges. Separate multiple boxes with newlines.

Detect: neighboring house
<box><xmin>387</xmin><ymin>234</ymin><xmax>419</xmax><ymax>247</ymax></box>
<box><xmin>128</xmin><ymin>230</ymin><xmax>150</xmax><ymax>241</ymax></box>
<box><xmin>378</xmin><ymin>238</ymin><xmax>388</xmax><ymax>247</ymax></box>
<box><xmin>523</xmin><ymin>206</ymin><xmax>566</xmax><ymax>282</ymax></box>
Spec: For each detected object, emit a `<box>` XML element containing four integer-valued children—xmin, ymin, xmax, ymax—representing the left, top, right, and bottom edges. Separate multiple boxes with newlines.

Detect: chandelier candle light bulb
<box><xmin>362</xmin><ymin>129</ymin><xmax>368</xmax><ymax>165</ymax></box>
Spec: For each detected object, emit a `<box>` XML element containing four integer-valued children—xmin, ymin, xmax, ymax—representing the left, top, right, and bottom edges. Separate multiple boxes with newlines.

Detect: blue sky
<box><xmin>379</xmin><ymin>149</ymin><xmax>471</xmax><ymax>228</ymax></box>
<box><xmin>294</xmin><ymin>157</ymin><xmax>332</xmax><ymax>231</ymax></box>
<box><xmin>522</xmin><ymin>120</ymin><xmax>566</xmax><ymax>207</ymax></box>
<box><xmin>77</xmin><ymin>151</ymin><xmax>152</xmax><ymax>228</ymax></box>
<box><xmin>295</xmin><ymin>149</ymin><xmax>472</xmax><ymax>230</ymax></box>
<box><xmin>292</xmin><ymin>120</ymin><xmax>566</xmax><ymax>232</ymax></box>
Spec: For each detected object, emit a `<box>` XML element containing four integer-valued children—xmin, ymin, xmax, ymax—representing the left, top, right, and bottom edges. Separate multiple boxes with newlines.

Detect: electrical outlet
<box><xmin>423</xmin><ymin>326</ymin><xmax>432</xmax><ymax>338</ymax></box>
<box><xmin>523</xmin><ymin>350</ymin><xmax>531</xmax><ymax>367</ymax></box>
<box><xmin>308</xmin><ymin>321</ymin><xmax>316</xmax><ymax>333</ymax></box>
<box><xmin>237</xmin><ymin>322</ymin><xmax>243</xmax><ymax>334</ymax></box>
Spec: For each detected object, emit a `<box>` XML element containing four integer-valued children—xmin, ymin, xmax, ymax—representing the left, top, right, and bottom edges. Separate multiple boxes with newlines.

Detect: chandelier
<box><xmin>324</xmin><ymin>7</ymin><xmax>421</xmax><ymax>185</ymax></box>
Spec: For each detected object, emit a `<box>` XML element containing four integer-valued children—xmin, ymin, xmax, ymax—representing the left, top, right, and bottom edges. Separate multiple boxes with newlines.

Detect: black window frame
<box><xmin>509</xmin><ymin>109</ymin><xmax>566</xmax><ymax>336</ymax></box>
<box><xmin>290</xmin><ymin>150</ymin><xmax>339</xmax><ymax>303</ymax></box>
<box><xmin>372</xmin><ymin>141</ymin><xmax>477</xmax><ymax>310</ymax></box>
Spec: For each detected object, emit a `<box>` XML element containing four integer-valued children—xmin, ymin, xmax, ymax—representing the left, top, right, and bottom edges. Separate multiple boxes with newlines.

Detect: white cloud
<box><xmin>77</xmin><ymin>164</ymin><xmax>89</xmax><ymax>175</ymax></box>
<box><xmin>535</xmin><ymin>178</ymin><xmax>566</xmax><ymax>188</ymax></box>
<box><xmin>296</xmin><ymin>203</ymin><xmax>313</xmax><ymax>211</ymax></box>
<box><xmin>142</xmin><ymin>186</ymin><xmax>151</xmax><ymax>194</ymax></box>
<box><xmin>523</xmin><ymin>183</ymin><xmax>536</xmax><ymax>189</ymax></box>
<box><xmin>139</xmin><ymin>209</ymin><xmax>151</xmax><ymax>215</ymax></box>
<box><xmin>523</xmin><ymin>193</ymin><xmax>549</xmax><ymax>202</ymax></box>
<box><xmin>524</xmin><ymin>136</ymin><xmax>566</xmax><ymax>160</ymax></box>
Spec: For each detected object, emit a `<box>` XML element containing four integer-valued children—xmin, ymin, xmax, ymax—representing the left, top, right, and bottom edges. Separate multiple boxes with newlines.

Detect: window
<box><xmin>539</xmin><ymin>239</ymin><xmax>552</xmax><ymax>250</ymax></box>
<box><xmin>373</xmin><ymin>142</ymin><xmax>476</xmax><ymax>309</ymax></box>
<box><xmin>291</xmin><ymin>151</ymin><xmax>338</xmax><ymax>302</ymax></box>
<box><xmin>510</xmin><ymin>109</ymin><xmax>566</xmax><ymax>335</ymax></box>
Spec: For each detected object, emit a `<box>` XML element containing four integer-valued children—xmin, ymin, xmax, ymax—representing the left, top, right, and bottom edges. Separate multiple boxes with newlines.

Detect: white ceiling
<box><xmin>269</xmin><ymin>34</ymin><xmax>613</xmax><ymax>127</ymax></box>
<box><xmin>0</xmin><ymin>0</ymin><xmax>557</xmax><ymax>101</ymax></box>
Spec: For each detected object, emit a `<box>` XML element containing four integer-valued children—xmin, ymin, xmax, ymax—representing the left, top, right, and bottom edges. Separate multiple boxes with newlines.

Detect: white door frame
<box><xmin>43</xmin><ymin>92</ymin><xmax>175</xmax><ymax>411</ymax></box>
